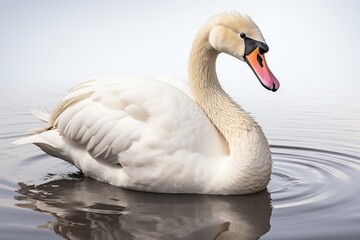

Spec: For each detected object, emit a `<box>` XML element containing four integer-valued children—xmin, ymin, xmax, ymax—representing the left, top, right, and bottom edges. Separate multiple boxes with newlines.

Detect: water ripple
<box><xmin>269</xmin><ymin>145</ymin><xmax>360</xmax><ymax>210</ymax></box>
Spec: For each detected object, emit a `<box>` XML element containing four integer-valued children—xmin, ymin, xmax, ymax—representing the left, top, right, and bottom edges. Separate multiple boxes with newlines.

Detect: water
<box><xmin>0</xmin><ymin>87</ymin><xmax>359</xmax><ymax>240</ymax></box>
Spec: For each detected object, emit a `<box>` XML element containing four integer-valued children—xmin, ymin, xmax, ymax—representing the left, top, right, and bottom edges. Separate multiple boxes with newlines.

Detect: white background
<box><xmin>1</xmin><ymin>0</ymin><xmax>359</xmax><ymax>101</ymax></box>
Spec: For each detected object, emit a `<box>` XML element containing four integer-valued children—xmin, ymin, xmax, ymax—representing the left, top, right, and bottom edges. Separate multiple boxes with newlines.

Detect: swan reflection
<box><xmin>15</xmin><ymin>174</ymin><xmax>272</xmax><ymax>240</ymax></box>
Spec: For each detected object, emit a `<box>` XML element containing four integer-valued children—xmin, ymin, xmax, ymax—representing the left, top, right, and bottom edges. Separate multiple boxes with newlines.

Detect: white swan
<box><xmin>14</xmin><ymin>12</ymin><xmax>279</xmax><ymax>195</ymax></box>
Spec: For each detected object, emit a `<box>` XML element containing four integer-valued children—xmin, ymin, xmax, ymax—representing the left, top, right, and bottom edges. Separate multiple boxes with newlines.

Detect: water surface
<box><xmin>1</xmin><ymin>87</ymin><xmax>359</xmax><ymax>240</ymax></box>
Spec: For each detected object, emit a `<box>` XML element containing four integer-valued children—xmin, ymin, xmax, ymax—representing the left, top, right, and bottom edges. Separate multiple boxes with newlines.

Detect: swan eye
<box><xmin>240</xmin><ymin>32</ymin><xmax>246</xmax><ymax>38</ymax></box>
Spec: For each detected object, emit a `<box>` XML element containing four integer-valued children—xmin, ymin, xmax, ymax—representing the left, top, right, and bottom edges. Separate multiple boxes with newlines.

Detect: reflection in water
<box><xmin>5</xmin><ymin>89</ymin><xmax>359</xmax><ymax>239</ymax></box>
<box><xmin>15</xmin><ymin>174</ymin><xmax>272</xmax><ymax>240</ymax></box>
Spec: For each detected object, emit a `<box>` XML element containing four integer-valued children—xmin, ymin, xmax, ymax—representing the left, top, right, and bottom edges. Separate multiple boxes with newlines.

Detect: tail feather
<box><xmin>12</xmin><ymin>129</ymin><xmax>57</xmax><ymax>146</ymax></box>
<box><xmin>30</xmin><ymin>109</ymin><xmax>50</xmax><ymax>123</ymax></box>
<box><xmin>12</xmin><ymin>134</ymin><xmax>49</xmax><ymax>145</ymax></box>
<box><xmin>12</xmin><ymin>108</ymin><xmax>54</xmax><ymax>146</ymax></box>
<box><xmin>27</xmin><ymin>109</ymin><xmax>52</xmax><ymax>133</ymax></box>
<box><xmin>12</xmin><ymin>130</ymin><xmax>73</xmax><ymax>163</ymax></box>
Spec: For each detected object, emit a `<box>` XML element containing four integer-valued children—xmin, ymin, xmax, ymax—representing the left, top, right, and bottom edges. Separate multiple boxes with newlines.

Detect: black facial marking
<box><xmin>259</xmin><ymin>47</ymin><xmax>267</xmax><ymax>55</ymax></box>
<box><xmin>241</xmin><ymin>34</ymin><xmax>269</xmax><ymax>56</ymax></box>
<box><xmin>257</xmin><ymin>53</ymin><xmax>264</xmax><ymax>68</ymax></box>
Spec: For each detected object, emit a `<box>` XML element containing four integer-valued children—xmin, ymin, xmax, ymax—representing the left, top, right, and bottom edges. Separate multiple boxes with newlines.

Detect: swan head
<box><xmin>208</xmin><ymin>13</ymin><xmax>280</xmax><ymax>91</ymax></box>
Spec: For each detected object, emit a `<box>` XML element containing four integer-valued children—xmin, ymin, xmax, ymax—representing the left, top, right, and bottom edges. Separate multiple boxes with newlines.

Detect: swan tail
<box><xmin>12</xmin><ymin>109</ymin><xmax>53</xmax><ymax>145</ymax></box>
<box><xmin>12</xmin><ymin>130</ymin><xmax>73</xmax><ymax>164</ymax></box>
<box><xmin>12</xmin><ymin>133</ymin><xmax>49</xmax><ymax>145</ymax></box>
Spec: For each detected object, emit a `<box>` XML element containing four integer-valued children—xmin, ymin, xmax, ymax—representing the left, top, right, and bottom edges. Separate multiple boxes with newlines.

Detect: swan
<box><xmin>14</xmin><ymin>12</ymin><xmax>280</xmax><ymax>195</ymax></box>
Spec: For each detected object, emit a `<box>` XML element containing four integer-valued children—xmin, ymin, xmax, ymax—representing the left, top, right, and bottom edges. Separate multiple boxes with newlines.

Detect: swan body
<box><xmin>14</xmin><ymin>13</ymin><xmax>279</xmax><ymax>194</ymax></box>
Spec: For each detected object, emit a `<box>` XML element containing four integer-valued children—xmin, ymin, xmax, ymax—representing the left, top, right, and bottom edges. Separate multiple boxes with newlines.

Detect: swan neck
<box><xmin>187</xmin><ymin>16</ymin><xmax>272</xmax><ymax>193</ymax></box>
<box><xmin>188</xmin><ymin>33</ymin><xmax>260</xmax><ymax>147</ymax></box>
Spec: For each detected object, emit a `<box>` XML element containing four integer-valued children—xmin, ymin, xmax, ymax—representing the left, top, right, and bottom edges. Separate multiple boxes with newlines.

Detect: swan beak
<box><xmin>244</xmin><ymin>47</ymin><xmax>280</xmax><ymax>92</ymax></box>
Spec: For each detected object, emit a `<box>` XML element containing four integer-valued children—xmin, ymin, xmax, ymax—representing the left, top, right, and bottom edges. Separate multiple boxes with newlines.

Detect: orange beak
<box><xmin>245</xmin><ymin>47</ymin><xmax>280</xmax><ymax>92</ymax></box>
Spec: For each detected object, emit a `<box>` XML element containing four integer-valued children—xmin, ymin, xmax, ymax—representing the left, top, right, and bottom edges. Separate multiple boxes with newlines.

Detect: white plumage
<box><xmin>14</xmin><ymin>13</ymin><xmax>279</xmax><ymax>194</ymax></box>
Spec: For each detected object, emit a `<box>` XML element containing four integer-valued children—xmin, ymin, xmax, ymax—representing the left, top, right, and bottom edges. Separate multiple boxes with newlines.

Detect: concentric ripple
<box><xmin>269</xmin><ymin>145</ymin><xmax>360</xmax><ymax>210</ymax></box>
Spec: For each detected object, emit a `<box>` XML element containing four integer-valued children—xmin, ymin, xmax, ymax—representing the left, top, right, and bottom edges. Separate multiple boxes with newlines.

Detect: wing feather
<box><xmin>53</xmin><ymin>76</ymin><xmax>226</xmax><ymax>167</ymax></box>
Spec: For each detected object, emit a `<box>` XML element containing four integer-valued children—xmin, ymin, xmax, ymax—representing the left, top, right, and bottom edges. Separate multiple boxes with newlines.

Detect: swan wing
<box><xmin>53</xmin><ymin>76</ymin><xmax>226</xmax><ymax>168</ymax></box>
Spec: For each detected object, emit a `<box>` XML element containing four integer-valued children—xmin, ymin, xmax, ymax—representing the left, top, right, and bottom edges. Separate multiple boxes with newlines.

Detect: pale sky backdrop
<box><xmin>1</xmin><ymin>0</ymin><xmax>360</xmax><ymax>102</ymax></box>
